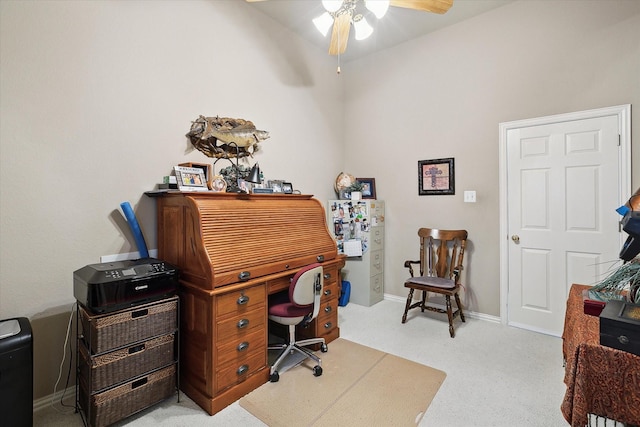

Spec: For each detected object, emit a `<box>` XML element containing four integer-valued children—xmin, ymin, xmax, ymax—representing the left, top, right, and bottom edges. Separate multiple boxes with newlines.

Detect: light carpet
<box><xmin>239</xmin><ymin>338</ymin><xmax>446</xmax><ymax>427</ymax></box>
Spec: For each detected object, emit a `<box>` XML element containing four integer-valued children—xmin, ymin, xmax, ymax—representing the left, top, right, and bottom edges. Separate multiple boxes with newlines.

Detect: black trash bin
<box><xmin>0</xmin><ymin>317</ymin><xmax>33</xmax><ymax>427</ymax></box>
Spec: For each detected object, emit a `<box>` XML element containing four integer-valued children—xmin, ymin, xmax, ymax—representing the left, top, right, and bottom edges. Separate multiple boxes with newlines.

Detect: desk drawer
<box><xmin>216</xmin><ymin>285</ymin><xmax>265</xmax><ymax>317</ymax></box>
<box><xmin>215</xmin><ymin>329</ymin><xmax>266</xmax><ymax>366</ymax></box>
<box><xmin>316</xmin><ymin>298</ymin><xmax>338</xmax><ymax>335</ymax></box>
<box><xmin>323</xmin><ymin>266</ymin><xmax>338</xmax><ymax>286</ymax></box>
<box><xmin>215</xmin><ymin>348</ymin><xmax>266</xmax><ymax>393</ymax></box>
<box><xmin>323</xmin><ymin>279</ymin><xmax>339</xmax><ymax>301</ymax></box>
<box><xmin>216</xmin><ymin>308</ymin><xmax>265</xmax><ymax>340</ymax></box>
<box><xmin>266</xmin><ymin>275</ymin><xmax>292</xmax><ymax>295</ymax></box>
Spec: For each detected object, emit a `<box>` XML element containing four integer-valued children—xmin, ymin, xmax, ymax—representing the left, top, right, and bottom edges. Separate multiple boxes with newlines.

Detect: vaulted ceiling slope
<box><xmin>246</xmin><ymin>0</ymin><xmax>515</xmax><ymax>61</ymax></box>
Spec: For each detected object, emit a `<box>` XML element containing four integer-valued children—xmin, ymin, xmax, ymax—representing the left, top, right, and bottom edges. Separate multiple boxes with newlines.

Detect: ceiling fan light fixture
<box><xmin>364</xmin><ymin>0</ymin><xmax>390</xmax><ymax>19</ymax></box>
<box><xmin>353</xmin><ymin>16</ymin><xmax>373</xmax><ymax>40</ymax></box>
<box><xmin>322</xmin><ymin>0</ymin><xmax>343</xmax><ymax>13</ymax></box>
<box><xmin>313</xmin><ymin>12</ymin><xmax>334</xmax><ymax>36</ymax></box>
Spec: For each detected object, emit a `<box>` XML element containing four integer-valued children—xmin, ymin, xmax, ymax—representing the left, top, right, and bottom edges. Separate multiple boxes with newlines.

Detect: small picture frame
<box><xmin>210</xmin><ymin>174</ymin><xmax>227</xmax><ymax>192</ymax></box>
<box><xmin>179</xmin><ymin>162</ymin><xmax>212</xmax><ymax>188</ymax></box>
<box><xmin>356</xmin><ymin>178</ymin><xmax>376</xmax><ymax>199</ymax></box>
<box><xmin>268</xmin><ymin>180</ymin><xmax>284</xmax><ymax>193</ymax></box>
<box><xmin>418</xmin><ymin>158</ymin><xmax>455</xmax><ymax>196</ymax></box>
<box><xmin>282</xmin><ymin>182</ymin><xmax>293</xmax><ymax>194</ymax></box>
<box><xmin>174</xmin><ymin>166</ymin><xmax>209</xmax><ymax>192</ymax></box>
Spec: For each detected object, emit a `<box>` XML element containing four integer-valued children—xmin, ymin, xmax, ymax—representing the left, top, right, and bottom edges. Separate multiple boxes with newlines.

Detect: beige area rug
<box><xmin>239</xmin><ymin>338</ymin><xmax>446</xmax><ymax>426</ymax></box>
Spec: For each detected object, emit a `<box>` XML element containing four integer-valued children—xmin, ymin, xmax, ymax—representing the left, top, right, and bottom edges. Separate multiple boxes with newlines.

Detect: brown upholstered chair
<box><xmin>401</xmin><ymin>228</ymin><xmax>468</xmax><ymax>337</ymax></box>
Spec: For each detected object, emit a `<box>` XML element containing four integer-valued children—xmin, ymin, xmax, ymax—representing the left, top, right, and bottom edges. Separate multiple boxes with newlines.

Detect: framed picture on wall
<box><xmin>418</xmin><ymin>158</ymin><xmax>455</xmax><ymax>196</ymax></box>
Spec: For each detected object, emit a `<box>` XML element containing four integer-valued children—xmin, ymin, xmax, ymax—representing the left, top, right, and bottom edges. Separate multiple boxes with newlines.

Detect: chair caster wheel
<box><xmin>320</xmin><ymin>343</ymin><xmax>328</xmax><ymax>353</ymax></box>
<box><xmin>270</xmin><ymin>371</ymin><xmax>280</xmax><ymax>382</ymax></box>
<box><xmin>313</xmin><ymin>365</ymin><xmax>323</xmax><ymax>377</ymax></box>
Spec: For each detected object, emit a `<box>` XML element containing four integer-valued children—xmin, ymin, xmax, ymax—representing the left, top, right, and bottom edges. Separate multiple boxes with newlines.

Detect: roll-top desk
<box><xmin>155</xmin><ymin>192</ymin><xmax>345</xmax><ymax>415</ymax></box>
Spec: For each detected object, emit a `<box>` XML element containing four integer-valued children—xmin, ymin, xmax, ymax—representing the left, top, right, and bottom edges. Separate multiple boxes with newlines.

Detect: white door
<box><xmin>499</xmin><ymin>105</ymin><xmax>631</xmax><ymax>336</ymax></box>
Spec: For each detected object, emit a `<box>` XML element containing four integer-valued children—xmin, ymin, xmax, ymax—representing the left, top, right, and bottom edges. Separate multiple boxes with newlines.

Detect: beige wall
<box><xmin>0</xmin><ymin>0</ymin><xmax>638</xmax><ymax>401</ymax></box>
<box><xmin>0</xmin><ymin>0</ymin><xmax>342</xmax><ymax>400</ymax></box>
<box><xmin>343</xmin><ymin>0</ymin><xmax>640</xmax><ymax>316</ymax></box>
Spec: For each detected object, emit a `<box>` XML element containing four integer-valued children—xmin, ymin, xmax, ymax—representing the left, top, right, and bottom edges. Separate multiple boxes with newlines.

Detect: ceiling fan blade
<box><xmin>329</xmin><ymin>13</ymin><xmax>351</xmax><ymax>56</ymax></box>
<box><xmin>390</xmin><ymin>0</ymin><xmax>453</xmax><ymax>14</ymax></box>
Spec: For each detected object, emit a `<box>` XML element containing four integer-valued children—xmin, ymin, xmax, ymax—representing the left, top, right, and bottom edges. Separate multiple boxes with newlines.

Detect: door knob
<box><xmin>511</xmin><ymin>235</ymin><xmax>520</xmax><ymax>243</ymax></box>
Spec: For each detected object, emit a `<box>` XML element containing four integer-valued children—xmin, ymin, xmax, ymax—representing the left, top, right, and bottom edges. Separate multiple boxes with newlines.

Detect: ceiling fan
<box><xmin>247</xmin><ymin>0</ymin><xmax>454</xmax><ymax>56</ymax></box>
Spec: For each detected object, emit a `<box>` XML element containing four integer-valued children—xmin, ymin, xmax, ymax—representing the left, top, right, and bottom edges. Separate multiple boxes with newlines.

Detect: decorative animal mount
<box><xmin>187</xmin><ymin>115</ymin><xmax>270</xmax><ymax>159</ymax></box>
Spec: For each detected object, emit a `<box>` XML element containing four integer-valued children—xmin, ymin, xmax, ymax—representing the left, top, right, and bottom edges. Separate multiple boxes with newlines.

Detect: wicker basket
<box><xmin>79</xmin><ymin>333</ymin><xmax>176</xmax><ymax>392</ymax></box>
<box><xmin>80</xmin><ymin>364</ymin><xmax>176</xmax><ymax>427</ymax></box>
<box><xmin>81</xmin><ymin>296</ymin><xmax>178</xmax><ymax>354</ymax></box>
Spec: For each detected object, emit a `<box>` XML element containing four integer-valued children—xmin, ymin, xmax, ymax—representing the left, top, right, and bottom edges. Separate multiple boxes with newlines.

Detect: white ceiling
<box><xmin>246</xmin><ymin>0</ymin><xmax>515</xmax><ymax>61</ymax></box>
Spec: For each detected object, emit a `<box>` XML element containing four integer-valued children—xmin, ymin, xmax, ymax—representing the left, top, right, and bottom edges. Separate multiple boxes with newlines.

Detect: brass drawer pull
<box><xmin>238</xmin><ymin>271</ymin><xmax>251</xmax><ymax>281</ymax></box>
<box><xmin>317</xmin><ymin>255</ymin><xmax>325</xmax><ymax>262</ymax></box>
<box><xmin>237</xmin><ymin>364</ymin><xmax>249</xmax><ymax>375</ymax></box>
<box><xmin>237</xmin><ymin>341</ymin><xmax>249</xmax><ymax>352</ymax></box>
<box><xmin>324</xmin><ymin>273</ymin><xmax>331</xmax><ymax>280</ymax></box>
<box><xmin>237</xmin><ymin>294</ymin><xmax>249</xmax><ymax>305</ymax></box>
<box><xmin>324</xmin><ymin>322</ymin><xmax>332</xmax><ymax>329</ymax></box>
<box><xmin>324</xmin><ymin>306</ymin><xmax>332</xmax><ymax>313</ymax></box>
<box><xmin>237</xmin><ymin>319</ymin><xmax>250</xmax><ymax>329</ymax></box>
<box><xmin>324</xmin><ymin>289</ymin><xmax>332</xmax><ymax>296</ymax></box>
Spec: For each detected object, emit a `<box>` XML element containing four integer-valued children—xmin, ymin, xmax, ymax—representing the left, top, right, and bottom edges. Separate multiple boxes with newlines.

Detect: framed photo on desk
<box><xmin>174</xmin><ymin>166</ymin><xmax>209</xmax><ymax>192</ymax></box>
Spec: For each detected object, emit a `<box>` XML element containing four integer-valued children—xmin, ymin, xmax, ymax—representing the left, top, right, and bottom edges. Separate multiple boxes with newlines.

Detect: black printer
<box><xmin>74</xmin><ymin>257</ymin><xmax>178</xmax><ymax>314</ymax></box>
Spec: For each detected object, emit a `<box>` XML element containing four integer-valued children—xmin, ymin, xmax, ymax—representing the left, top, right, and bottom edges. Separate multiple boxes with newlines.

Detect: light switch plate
<box><xmin>464</xmin><ymin>191</ymin><xmax>476</xmax><ymax>203</ymax></box>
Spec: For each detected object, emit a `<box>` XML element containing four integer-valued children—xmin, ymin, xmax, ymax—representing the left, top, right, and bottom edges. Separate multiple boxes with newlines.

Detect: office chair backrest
<box><xmin>418</xmin><ymin>228</ymin><xmax>468</xmax><ymax>279</ymax></box>
<box><xmin>290</xmin><ymin>263</ymin><xmax>324</xmax><ymax>319</ymax></box>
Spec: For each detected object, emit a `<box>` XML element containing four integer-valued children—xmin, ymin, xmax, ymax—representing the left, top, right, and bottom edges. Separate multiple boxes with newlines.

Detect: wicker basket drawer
<box><xmin>81</xmin><ymin>296</ymin><xmax>178</xmax><ymax>354</ymax></box>
<box><xmin>79</xmin><ymin>333</ymin><xmax>176</xmax><ymax>392</ymax></box>
<box><xmin>79</xmin><ymin>364</ymin><xmax>176</xmax><ymax>427</ymax></box>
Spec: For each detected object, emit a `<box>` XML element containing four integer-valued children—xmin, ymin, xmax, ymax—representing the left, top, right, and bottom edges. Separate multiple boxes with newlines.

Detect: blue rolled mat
<box><xmin>120</xmin><ymin>201</ymin><xmax>149</xmax><ymax>258</ymax></box>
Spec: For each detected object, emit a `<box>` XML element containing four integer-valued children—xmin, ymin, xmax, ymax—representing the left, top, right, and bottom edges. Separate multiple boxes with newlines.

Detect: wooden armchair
<box><xmin>401</xmin><ymin>228</ymin><xmax>468</xmax><ymax>337</ymax></box>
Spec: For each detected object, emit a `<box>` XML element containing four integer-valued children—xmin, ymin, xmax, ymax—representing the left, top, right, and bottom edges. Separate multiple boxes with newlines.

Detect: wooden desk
<box><xmin>561</xmin><ymin>284</ymin><xmax>640</xmax><ymax>426</ymax></box>
<box><xmin>155</xmin><ymin>192</ymin><xmax>344</xmax><ymax>415</ymax></box>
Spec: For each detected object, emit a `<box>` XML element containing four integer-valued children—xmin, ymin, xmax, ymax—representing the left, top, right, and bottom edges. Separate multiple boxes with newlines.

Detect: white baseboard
<box><xmin>383</xmin><ymin>293</ymin><xmax>501</xmax><ymax>323</ymax></box>
<box><xmin>33</xmin><ymin>387</ymin><xmax>75</xmax><ymax>413</ymax></box>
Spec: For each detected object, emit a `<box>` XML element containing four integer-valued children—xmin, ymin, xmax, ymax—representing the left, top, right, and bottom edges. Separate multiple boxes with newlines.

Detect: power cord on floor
<box><xmin>49</xmin><ymin>301</ymin><xmax>76</xmax><ymax>414</ymax></box>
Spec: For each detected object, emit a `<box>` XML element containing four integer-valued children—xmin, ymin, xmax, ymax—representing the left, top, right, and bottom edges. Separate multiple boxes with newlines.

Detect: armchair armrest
<box><xmin>452</xmin><ymin>264</ymin><xmax>464</xmax><ymax>280</ymax></box>
<box><xmin>404</xmin><ymin>260</ymin><xmax>420</xmax><ymax>277</ymax></box>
